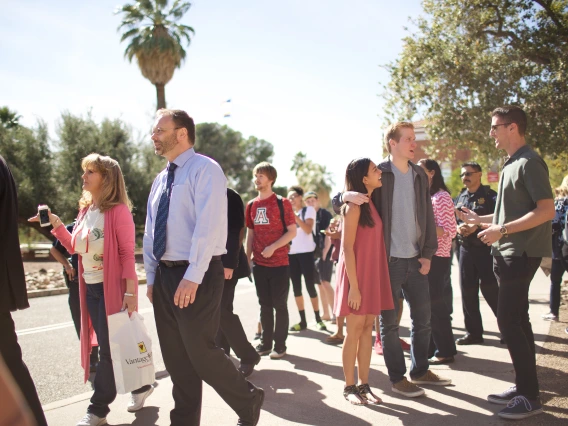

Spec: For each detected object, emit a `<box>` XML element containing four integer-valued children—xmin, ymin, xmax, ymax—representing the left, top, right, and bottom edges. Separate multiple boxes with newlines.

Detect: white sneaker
<box><xmin>541</xmin><ymin>312</ymin><xmax>558</xmax><ymax>321</ymax></box>
<box><xmin>76</xmin><ymin>413</ymin><xmax>107</xmax><ymax>426</ymax></box>
<box><xmin>127</xmin><ymin>386</ymin><xmax>154</xmax><ymax>412</ymax></box>
<box><xmin>269</xmin><ymin>348</ymin><xmax>286</xmax><ymax>359</ymax></box>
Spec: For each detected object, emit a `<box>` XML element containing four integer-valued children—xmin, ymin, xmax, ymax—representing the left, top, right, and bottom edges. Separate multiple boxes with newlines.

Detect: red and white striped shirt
<box><xmin>431</xmin><ymin>190</ymin><xmax>457</xmax><ymax>257</ymax></box>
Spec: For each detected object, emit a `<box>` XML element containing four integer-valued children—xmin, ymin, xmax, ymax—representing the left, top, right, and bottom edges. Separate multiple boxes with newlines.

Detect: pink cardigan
<box><xmin>52</xmin><ymin>203</ymin><xmax>138</xmax><ymax>382</ymax></box>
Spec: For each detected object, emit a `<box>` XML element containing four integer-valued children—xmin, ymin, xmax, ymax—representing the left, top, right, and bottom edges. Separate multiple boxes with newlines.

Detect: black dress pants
<box><xmin>215</xmin><ymin>276</ymin><xmax>259</xmax><ymax>364</ymax></box>
<box><xmin>0</xmin><ymin>312</ymin><xmax>47</xmax><ymax>426</ymax></box>
<box><xmin>494</xmin><ymin>254</ymin><xmax>541</xmax><ymax>399</ymax></box>
<box><xmin>252</xmin><ymin>264</ymin><xmax>290</xmax><ymax>352</ymax></box>
<box><xmin>459</xmin><ymin>245</ymin><xmax>499</xmax><ymax>338</ymax></box>
<box><xmin>153</xmin><ymin>260</ymin><xmax>256</xmax><ymax>426</ymax></box>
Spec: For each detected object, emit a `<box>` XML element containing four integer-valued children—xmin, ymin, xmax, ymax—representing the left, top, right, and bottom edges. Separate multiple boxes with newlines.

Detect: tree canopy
<box><xmin>383</xmin><ymin>0</ymin><xmax>568</xmax><ymax>159</ymax></box>
<box><xmin>194</xmin><ymin>122</ymin><xmax>275</xmax><ymax>202</ymax></box>
<box><xmin>116</xmin><ymin>0</ymin><xmax>195</xmax><ymax>109</ymax></box>
<box><xmin>1</xmin><ymin>108</ymin><xmax>275</xmax><ymax>240</ymax></box>
<box><xmin>290</xmin><ymin>152</ymin><xmax>334</xmax><ymax>208</ymax></box>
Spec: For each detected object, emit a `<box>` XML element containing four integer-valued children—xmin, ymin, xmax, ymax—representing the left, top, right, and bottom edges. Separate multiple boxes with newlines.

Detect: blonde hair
<box><xmin>384</xmin><ymin>122</ymin><xmax>415</xmax><ymax>153</ymax></box>
<box><xmin>556</xmin><ymin>175</ymin><xmax>568</xmax><ymax>198</ymax></box>
<box><xmin>79</xmin><ymin>153</ymin><xmax>132</xmax><ymax>212</ymax></box>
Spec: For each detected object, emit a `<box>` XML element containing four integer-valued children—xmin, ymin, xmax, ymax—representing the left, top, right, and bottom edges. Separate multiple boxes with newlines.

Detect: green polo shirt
<box><xmin>492</xmin><ymin>145</ymin><xmax>553</xmax><ymax>257</ymax></box>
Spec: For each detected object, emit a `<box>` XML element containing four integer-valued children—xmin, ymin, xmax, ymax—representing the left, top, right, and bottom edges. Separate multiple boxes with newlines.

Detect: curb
<box><xmin>27</xmin><ymin>279</ymin><xmax>147</xmax><ymax>299</ymax></box>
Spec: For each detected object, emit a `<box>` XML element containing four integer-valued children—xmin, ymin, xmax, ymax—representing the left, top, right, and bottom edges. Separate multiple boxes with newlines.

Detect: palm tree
<box><xmin>116</xmin><ymin>0</ymin><xmax>195</xmax><ymax>109</ymax></box>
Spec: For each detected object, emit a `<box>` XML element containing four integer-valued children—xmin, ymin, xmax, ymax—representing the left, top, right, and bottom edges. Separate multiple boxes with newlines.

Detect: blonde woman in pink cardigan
<box><xmin>29</xmin><ymin>154</ymin><xmax>153</xmax><ymax>426</ymax></box>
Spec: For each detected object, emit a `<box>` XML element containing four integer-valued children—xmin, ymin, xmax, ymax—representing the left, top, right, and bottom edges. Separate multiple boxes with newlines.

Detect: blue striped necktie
<box><xmin>153</xmin><ymin>162</ymin><xmax>178</xmax><ymax>261</ymax></box>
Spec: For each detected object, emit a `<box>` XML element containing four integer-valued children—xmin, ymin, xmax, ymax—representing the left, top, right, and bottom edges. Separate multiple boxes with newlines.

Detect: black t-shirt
<box><xmin>316</xmin><ymin>208</ymin><xmax>333</xmax><ymax>233</ymax></box>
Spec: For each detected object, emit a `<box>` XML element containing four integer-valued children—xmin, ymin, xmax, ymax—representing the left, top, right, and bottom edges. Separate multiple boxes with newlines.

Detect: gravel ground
<box><xmin>535</xmin><ymin>288</ymin><xmax>568</xmax><ymax>422</ymax></box>
<box><xmin>23</xmin><ymin>261</ymin><xmax>146</xmax><ymax>291</ymax></box>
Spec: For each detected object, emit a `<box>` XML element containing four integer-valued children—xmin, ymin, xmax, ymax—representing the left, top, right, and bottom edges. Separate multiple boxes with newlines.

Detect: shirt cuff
<box><xmin>145</xmin><ymin>271</ymin><xmax>156</xmax><ymax>287</ymax></box>
<box><xmin>183</xmin><ymin>265</ymin><xmax>205</xmax><ymax>285</ymax></box>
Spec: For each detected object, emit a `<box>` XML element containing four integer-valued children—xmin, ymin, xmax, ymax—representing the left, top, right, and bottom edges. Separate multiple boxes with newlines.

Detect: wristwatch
<box><xmin>499</xmin><ymin>225</ymin><xmax>509</xmax><ymax>237</ymax></box>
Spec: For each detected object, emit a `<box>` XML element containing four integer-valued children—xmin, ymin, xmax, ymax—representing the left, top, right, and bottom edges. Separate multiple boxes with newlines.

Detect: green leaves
<box><xmin>116</xmin><ymin>0</ymin><xmax>195</xmax><ymax>107</ymax></box>
<box><xmin>383</xmin><ymin>0</ymin><xmax>568</xmax><ymax>158</ymax></box>
<box><xmin>193</xmin><ymin>123</ymin><xmax>275</xmax><ymax>203</ymax></box>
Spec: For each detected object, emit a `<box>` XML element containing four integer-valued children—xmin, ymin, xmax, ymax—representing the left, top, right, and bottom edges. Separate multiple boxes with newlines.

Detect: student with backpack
<box><xmin>246</xmin><ymin>162</ymin><xmax>297</xmax><ymax>359</ymax></box>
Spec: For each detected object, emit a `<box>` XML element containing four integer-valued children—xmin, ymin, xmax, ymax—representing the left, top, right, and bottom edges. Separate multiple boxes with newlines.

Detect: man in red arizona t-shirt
<box><xmin>246</xmin><ymin>162</ymin><xmax>296</xmax><ymax>359</ymax></box>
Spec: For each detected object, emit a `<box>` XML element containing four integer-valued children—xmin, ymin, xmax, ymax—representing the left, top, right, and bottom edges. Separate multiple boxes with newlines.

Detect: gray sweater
<box><xmin>332</xmin><ymin>159</ymin><xmax>438</xmax><ymax>260</ymax></box>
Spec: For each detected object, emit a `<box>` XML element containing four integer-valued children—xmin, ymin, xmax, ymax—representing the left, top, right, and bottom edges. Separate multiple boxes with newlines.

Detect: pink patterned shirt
<box><xmin>431</xmin><ymin>190</ymin><xmax>457</xmax><ymax>257</ymax></box>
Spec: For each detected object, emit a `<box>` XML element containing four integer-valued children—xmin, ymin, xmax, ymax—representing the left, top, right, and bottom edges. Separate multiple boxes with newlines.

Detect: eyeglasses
<box><xmin>490</xmin><ymin>123</ymin><xmax>511</xmax><ymax>132</ymax></box>
<box><xmin>151</xmin><ymin>127</ymin><xmax>182</xmax><ymax>136</ymax></box>
<box><xmin>460</xmin><ymin>171</ymin><xmax>481</xmax><ymax>178</ymax></box>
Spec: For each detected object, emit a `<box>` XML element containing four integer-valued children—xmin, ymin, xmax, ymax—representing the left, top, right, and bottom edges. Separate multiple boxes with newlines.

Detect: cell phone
<box><xmin>455</xmin><ymin>204</ymin><xmax>465</xmax><ymax>212</ymax></box>
<box><xmin>38</xmin><ymin>205</ymin><xmax>50</xmax><ymax>227</ymax></box>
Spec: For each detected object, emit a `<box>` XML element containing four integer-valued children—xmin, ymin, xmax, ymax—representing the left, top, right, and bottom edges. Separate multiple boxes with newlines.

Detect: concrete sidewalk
<box><xmin>44</xmin><ymin>262</ymin><xmax>559</xmax><ymax>425</ymax></box>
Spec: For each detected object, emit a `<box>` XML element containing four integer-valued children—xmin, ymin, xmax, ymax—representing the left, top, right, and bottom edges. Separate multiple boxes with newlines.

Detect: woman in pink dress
<box><xmin>334</xmin><ymin>157</ymin><xmax>394</xmax><ymax>405</ymax></box>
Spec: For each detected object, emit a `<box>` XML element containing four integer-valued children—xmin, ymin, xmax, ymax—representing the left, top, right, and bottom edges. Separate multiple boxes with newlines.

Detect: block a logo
<box><xmin>254</xmin><ymin>207</ymin><xmax>270</xmax><ymax>224</ymax></box>
<box><xmin>138</xmin><ymin>342</ymin><xmax>147</xmax><ymax>354</ymax></box>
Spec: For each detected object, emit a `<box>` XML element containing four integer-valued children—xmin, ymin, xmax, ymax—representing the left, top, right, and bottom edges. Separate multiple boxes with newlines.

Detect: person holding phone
<box><xmin>29</xmin><ymin>153</ymin><xmax>153</xmax><ymax>426</ymax></box>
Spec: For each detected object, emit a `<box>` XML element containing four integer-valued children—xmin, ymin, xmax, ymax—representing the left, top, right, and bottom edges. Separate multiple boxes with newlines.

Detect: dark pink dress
<box><xmin>333</xmin><ymin>203</ymin><xmax>394</xmax><ymax>316</ymax></box>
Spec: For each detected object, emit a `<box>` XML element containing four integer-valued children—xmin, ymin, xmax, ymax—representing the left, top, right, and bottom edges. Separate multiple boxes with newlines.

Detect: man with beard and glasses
<box><xmin>454</xmin><ymin>162</ymin><xmax>500</xmax><ymax>346</ymax></box>
<box><xmin>143</xmin><ymin>109</ymin><xmax>264</xmax><ymax>426</ymax></box>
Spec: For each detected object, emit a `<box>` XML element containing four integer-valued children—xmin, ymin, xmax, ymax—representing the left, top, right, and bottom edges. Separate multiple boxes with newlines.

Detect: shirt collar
<box><xmin>171</xmin><ymin>147</ymin><xmax>195</xmax><ymax>169</ymax></box>
<box><xmin>503</xmin><ymin>144</ymin><xmax>531</xmax><ymax>167</ymax></box>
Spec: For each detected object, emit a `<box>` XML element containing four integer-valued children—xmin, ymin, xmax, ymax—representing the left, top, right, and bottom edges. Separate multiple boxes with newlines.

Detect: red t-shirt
<box><xmin>246</xmin><ymin>193</ymin><xmax>296</xmax><ymax>267</ymax></box>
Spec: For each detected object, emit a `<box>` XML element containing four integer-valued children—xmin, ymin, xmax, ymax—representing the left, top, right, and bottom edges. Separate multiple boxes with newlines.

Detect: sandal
<box><xmin>357</xmin><ymin>383</ymin><xmax>382</xmax><ymax>405</ymax></box>
<box><xmin>325</xmin><ymin>335</ymin><xmax>344</xmax><ymax>344</ymax></box>
<box><xmin>343</xmin><ymin>385</ymin><xmax>366</xmax><ymax>405</ymax></box>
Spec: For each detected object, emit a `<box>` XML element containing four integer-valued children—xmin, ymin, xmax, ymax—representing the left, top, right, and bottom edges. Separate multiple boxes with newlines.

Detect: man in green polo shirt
<box><xmin>458</xmin><ymin>106</ymin><xmax>554</xmax><ymax>420</ymax></box>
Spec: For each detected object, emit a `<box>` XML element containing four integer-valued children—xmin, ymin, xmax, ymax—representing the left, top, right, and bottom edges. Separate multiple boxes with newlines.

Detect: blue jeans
<box><xmin>549</xmin><ymin>258</ymin><xmax>566</xmax><ymax>316</ymax></box>
<box><xmin>380</xmin><ymin>256</ymin><xmax>431</xmax><ymax>383</ymax></box>
<box><xmin>86</xmin><ymin>283</ymin><xmax>150</xmax><ymax>417</ymax></box>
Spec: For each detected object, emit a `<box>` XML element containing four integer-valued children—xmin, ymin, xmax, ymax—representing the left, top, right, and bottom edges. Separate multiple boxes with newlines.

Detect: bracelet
<box><xmin>124</xmin><ymin>292</ymin><xmax>135</xmax><ymax>297</ymax></box>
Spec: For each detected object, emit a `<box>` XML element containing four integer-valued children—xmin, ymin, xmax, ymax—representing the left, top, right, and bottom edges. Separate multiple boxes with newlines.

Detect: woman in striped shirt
<box><xmin>418</xmin><ymin>159</ymin><xmax>458</xmax><ymax>365</ymax></box>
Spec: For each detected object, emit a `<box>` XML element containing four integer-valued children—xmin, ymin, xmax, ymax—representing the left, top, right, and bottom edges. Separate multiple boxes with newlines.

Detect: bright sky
<box><xmin>1</xmin><ymin>0</ymin><xmax>423</xmax><ymax>193</ymax></box>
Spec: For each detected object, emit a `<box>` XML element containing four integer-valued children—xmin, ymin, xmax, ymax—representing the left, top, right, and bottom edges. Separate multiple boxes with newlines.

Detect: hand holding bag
<box><xmin>108</xmin><ymin>310</ymin><xmax>155</xmax><ymax>394</ymax></box>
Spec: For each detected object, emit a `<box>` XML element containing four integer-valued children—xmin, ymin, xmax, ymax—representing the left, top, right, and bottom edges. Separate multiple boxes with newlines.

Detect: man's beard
<box><xmin>155</xmin><ymin>134</ymin><xmax>177</xmax><ymax>156</ymax></box>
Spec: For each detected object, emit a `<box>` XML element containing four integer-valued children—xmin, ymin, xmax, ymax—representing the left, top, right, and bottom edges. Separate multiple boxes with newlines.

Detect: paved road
<box><xmin>12</xmin><ymin>279</ymin><xmax>259</xmax><ymax>405</ymax></box>
<box><xmin>13</xmin><ymin>261</ymin><xmax>560</xmax><ymax>425</ymax></box>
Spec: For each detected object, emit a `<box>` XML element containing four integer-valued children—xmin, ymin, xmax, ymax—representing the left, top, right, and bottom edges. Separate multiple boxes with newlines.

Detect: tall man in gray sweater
<box><xmin>333</xmin><ymin>122</ymin><xmax>450</xmax><ymax>397</ymax></box>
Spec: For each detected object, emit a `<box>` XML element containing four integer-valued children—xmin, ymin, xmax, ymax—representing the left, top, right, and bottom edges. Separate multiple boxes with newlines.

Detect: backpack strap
<box><xmin>275</xmin><ymin>195</ymin><xmax>287</xmax><ymax>236</ymax></box>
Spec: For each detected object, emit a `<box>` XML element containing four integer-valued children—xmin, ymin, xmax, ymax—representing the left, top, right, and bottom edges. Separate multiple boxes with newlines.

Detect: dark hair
<box><xmin>288</xmin><ymin>185</ymin><xmax>304</xmax><ymax>197</ymax></box>
<box><xmin>341</xmin><ymin>158</ymin><xmax>375</xmax><ymax>227</ymax></box>
<box><xmin>253</xmin><ymin>162</ymin><xmax>277</xmax><ymax>186</ymax></box>
<box><xmin>461</xmin><ymin>161</ymin><xmax>482</xmax><ymax>172</ymax></box>
<box><xmin>156</xmin><ymin>109</ymin><xmax>196</xmax><ymax>144</ymax></box>
<box><xmin>491</xmin><ymin>105</ymin><xmax>527</xmax><ymax>136</ymax></box>
<box><xmin>418</xmin><ymin>159</ymin><xmax>450</xmax><ymax>196</ymax></box>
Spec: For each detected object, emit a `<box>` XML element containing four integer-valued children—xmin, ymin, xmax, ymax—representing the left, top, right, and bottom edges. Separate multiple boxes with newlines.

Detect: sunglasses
<box><xmin>460</xmin><ymin>171</ymin><xmax>481</xmax><ymax>178</ymax></box>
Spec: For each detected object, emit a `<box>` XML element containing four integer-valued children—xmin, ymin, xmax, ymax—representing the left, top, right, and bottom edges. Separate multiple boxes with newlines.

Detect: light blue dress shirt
<box><xmin>143</xmin><ymin>148</ymin><xmax>227</xmax><ymax>285</ymax></box>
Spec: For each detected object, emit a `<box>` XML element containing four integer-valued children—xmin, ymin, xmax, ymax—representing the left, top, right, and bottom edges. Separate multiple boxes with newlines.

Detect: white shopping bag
<box><xmin>108</xmin><ymin>310</ymin><xmax>155</xmax><ymax>394</ymax></box>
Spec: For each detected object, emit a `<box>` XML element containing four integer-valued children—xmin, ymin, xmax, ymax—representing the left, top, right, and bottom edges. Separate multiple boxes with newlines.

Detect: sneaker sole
<box><xmin>391</xmin><ymin>387</ymin><xmax>425</xmax><ymax>398</ymax></box>
<box><xmin>411</xmin><ymin>380</ymin><xmax>451</xmax><ymax>386</ymax></box>
<box><xmin>487</xmin><ymin>395</ymin><xmax>517</xmax><ymax>405</ymax></box>
<box><xmin>127</xmin><ymin>387</ymin><xmax>154</xmax><ymax>412</ymax></box>
<box><xmin>498</xmin><ymin>408</ymin><xmax>543</xmax><ymax>420</ymax></box>
<box><xmin>269</xmin><ymin>352</ymin><xmax>286</xmax><ymax>359</ymax></box>
<box><xmin>256</xmin><ymin>350</ymin><xmax>271</xmax><ymax>356</ymax></box>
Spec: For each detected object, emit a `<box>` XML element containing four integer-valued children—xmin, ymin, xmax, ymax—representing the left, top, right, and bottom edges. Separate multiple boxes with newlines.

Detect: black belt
<box><xmin>160</xmin><ymin>255</ymin><xmax>221</xmax><ymax>268</ymax></box>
